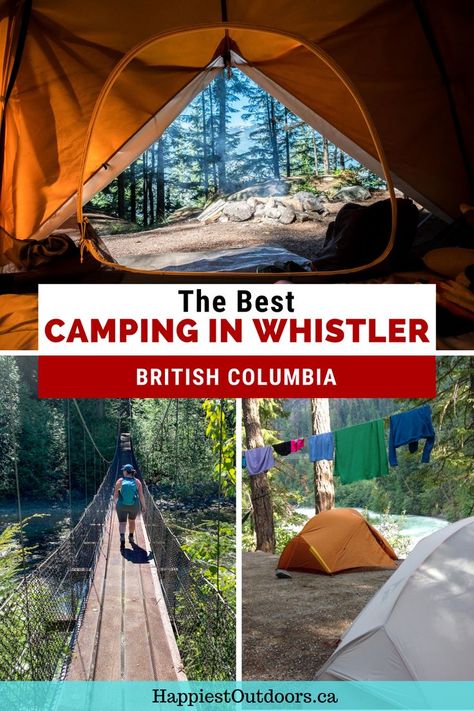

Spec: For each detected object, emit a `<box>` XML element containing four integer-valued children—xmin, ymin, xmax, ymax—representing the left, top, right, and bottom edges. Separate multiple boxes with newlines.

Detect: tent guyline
<box><xmin>0</xmin><ymin>424</ymin><xmax>235</xmax><ymax>681</ymax></box>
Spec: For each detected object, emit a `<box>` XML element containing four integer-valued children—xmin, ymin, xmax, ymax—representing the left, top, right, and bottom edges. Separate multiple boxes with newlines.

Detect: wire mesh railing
<box><xmin>142</xmin><ymin>482</ymin><xmax>236</xmax><ymax>680</ymax></box>
<box><xmin>0</xmin><ymin>454</ymin><xmax>119</xmax><ymax>681</ymax></box>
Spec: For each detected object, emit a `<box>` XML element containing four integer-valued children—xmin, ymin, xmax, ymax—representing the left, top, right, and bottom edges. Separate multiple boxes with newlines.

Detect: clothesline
<box><xmin>254</xmin><ymin>401</ymin><xmax>434</xmax><ymax>449</ymax></box>
<box><xmin>244</xmin><ymin>404</ymin><xmax>436</xmax><ymax>483</ymax></box>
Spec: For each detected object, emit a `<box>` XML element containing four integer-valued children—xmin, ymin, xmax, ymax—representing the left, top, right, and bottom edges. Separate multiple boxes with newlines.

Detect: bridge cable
<box><xmin>71</xmin><ymin>399</ymin><xmax>112</xmax><ymax>464</ymax></box>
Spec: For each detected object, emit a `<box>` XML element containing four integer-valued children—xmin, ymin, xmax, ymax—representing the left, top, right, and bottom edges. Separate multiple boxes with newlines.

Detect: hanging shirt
<box><xmin>291</xmin><ymin>438</ymin><xmax>305</xmax><ymax>453</ymax></box>
<box><xmin>388</xmin><ymin>404</ymin><xmax>435</xmax><ymax>466</ymax></box>
<box><xmin>245</xmin><ymin>446</ymin><xmax>275</xmax><ymax>476</ymax></box>
<box><xmin>334</xmin><ymin>419</ymin><xmax>388</xmax><ymax>484</ymax></box>
<box><xmin>242</xmin><ymin>453</ymin><xmax>247</xmax><ymax>469</ymax></box>
<box><xmin>273</xmin><ymin>441</ymin><xmax>292</xmax><ymax>456</ymax></box>
<box><xmin>308</xmin><ymin>432</ymin><xmax>334</xmax><ymax>462</ymax></box>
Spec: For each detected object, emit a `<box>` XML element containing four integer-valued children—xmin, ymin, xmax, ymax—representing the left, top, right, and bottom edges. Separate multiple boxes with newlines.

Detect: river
<box><xmin>0</xmin><ymin>500</ymin><xmax>85</xmax><ymax>571</ymax></box>
<box><xmin>296</xmin><ymin>507</ymin><xmax>448</xmax><ymax>556</ymax></box>
<box><xmin>0</xmin><ymin>499</ymin><xmax>235</xmax><ymax>572</ymax></box>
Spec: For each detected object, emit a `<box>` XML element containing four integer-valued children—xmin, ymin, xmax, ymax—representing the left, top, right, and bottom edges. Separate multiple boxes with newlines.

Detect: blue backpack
<box><xmin>119</xmin><ymin>477</ymin><xmax>138</xmax><ymax>506</ymax></box>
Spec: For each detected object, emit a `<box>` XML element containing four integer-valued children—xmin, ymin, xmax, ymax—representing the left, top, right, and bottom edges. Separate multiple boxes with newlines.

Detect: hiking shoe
<box><xmin>120</xmin><ymin>537</ymin><xmax>125</xmax><ymax>550</ymax></box>
<box><xmin>128</xmin><ymin>533</ymin><xmax>134</xmax><ymax>543</ymax></box>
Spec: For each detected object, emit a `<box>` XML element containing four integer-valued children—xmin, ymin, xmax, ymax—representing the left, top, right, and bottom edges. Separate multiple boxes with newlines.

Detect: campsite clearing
<box><xmin>242</xmin><ymin>551</ymin><xmax>394</xmax><ymax>680</ymax></box>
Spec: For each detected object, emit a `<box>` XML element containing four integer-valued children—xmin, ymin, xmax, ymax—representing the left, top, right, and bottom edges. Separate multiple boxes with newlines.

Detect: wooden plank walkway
<box><xmin>67</xmin><ymin>509</ymin><xmax>185</xmax><ymax>680</ymax></box>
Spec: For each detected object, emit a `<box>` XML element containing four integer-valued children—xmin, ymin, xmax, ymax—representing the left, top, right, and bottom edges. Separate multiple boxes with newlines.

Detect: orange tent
<box><xmin>278</xmin><ymin>508</ymin><xmax>397</xmax><ymax>574</ymax></box>
<box><xmin>0</xmin><ymin>1</ymin><xmax>473</xmax><ymax>276</ymax></box>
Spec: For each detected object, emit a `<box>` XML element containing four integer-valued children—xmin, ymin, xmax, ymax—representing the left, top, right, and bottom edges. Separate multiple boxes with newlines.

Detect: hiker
<box><xmin>113</xmin><ymin>464</ymin><xmax>146</xmax><ymax>549</ymax></box>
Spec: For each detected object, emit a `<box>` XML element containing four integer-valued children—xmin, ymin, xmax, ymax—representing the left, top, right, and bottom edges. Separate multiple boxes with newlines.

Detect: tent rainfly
<box><xmin>0</xmin><ymin>1</ymin><xmax>473</xmax><ymax>276</ymax></box>
<box><xmin>277</xmin><ymin>508</ymin><xmax>398</xmax><ymax>574</ymax></box>
<box><xmin>317</xmin><ymin>517</ymin><xmax>474</xmax><ymax>680</ymax></box>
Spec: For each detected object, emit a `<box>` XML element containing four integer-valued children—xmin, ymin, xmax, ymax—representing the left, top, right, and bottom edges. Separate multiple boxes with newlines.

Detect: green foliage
<box><xmin>88</xmin><ymin>69</ymin><xmax>380</xmax><ymax>225</ymax></box>
<box><xmin>131</xmin><ymin>399</ymin><xmax>220</xmax><ymax>501</ymax></box>
<box><xmin>363</xmin><ymin>510</ymin><xmax>411</xmax><ymax>559</ymax></box>
<box><xmin>179</xmin><ymin>520</ymin><xmax>235</xmax><ymax>605</ymax></box>
<box><xmin>0</xmin><ymin>522</ymin><xmax>25</xmax><ymax>603</ymax></box>
<box><xmin>202</xmin><ymin>399</ymin><xmax>236</xmax><ymax>497</ymax></box>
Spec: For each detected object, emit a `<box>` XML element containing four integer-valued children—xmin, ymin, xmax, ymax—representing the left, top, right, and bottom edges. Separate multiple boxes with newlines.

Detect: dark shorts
<box><xmin>116</xmin><ymin>502</ymin><xmax>140</xmax><ymax>522</ymax></box>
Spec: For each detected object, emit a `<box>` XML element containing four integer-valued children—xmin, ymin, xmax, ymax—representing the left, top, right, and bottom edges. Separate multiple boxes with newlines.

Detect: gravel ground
<box><xmin>242</xmin><ymin>551</ymin><xmax>394</xmax><ymax>680</ymax></box>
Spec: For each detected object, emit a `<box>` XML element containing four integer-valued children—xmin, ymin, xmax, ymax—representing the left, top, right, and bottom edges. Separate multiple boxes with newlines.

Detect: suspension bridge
<box><xmin>0</xmin><ymin>403</ymin><xmax>235</xmax><ymax>681</ymax></box>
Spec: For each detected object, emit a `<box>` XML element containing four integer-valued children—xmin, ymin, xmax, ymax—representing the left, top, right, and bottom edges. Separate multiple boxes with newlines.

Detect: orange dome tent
<box><xmin>278</xmin><ymin>508</ymin><xmax>397</xmax><ymax>575</ymax></box>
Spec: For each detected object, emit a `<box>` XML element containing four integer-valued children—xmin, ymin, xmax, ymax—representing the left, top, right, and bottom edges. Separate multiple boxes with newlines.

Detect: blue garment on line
<box><xmin>245</xmin><ymin>446</ymin><xmax>275</xmax><ymax>476</ymax></box>
<box><xmin>308</xmin><ymin>432</ymin><xmax>334</xmax><ymax>462</ymax></box>
<box><xmin>389</xmin><ymin>404</ymin><xmax>435</xmax><ymax>466</ymax></box>
<box><xmin>242</xmin><ymin>453</ymin><xmax>247</xmax><ymax>469</ymax></box>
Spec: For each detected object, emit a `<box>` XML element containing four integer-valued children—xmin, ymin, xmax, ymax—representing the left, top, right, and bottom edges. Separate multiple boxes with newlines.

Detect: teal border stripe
<box><xmin>1</xmin><ymin>682</ymin><xmax>474</xmax><ymax>711</ymax></box>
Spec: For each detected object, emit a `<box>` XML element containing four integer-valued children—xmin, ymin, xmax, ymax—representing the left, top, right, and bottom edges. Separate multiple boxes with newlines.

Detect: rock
<box><xmin>296</xmin><ymin>191</ymin><xmax>325</xmax><ymax>212</ymax></box>
<box><xmin>197</xmin><ymin>198</ymin><xmax>226</xmax><ymax>222</ymax></box>
<box><xmin>278</xmin><ymin>206</ymin><xmax>296</xmax><ymax>224</ymax></box>
<box><xmin>332</xmin><ymin>185</ymin><xmax>371</xmax><ymax>202</ymax></box>
<box><xmin>254</xmin><ymin>204</ymin><xmax>266</xmax><ymax>217</ymax></box>
<box><xmin>305</xmin><ymin>210</ymin><xmax>325</xmax><ymax>221</ymax></box>
<box><xmin>264</xmin><ymin>200</ymin><xmax>282</xmax><ymax>220</ymax></box>
<box><xmin>222</xmin><ymin>200</ymin><xmax>255</xmax><ymax>221</ymax></box>
<box><xmin>228</xmin><ymin>179</ymin><xmax>291</xmax><ymax>201</ymax></box>
<box><xmin>295</xmin><ymin>211</ymin><xmax>310</xmax><ymax>222</ymax></box>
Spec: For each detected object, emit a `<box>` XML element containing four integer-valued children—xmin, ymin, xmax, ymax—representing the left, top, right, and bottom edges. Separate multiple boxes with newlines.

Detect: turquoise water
<box><xmin>296</xmin><ymin>506</ymin><xmax>448</xmax><ymax>555</ymax></box>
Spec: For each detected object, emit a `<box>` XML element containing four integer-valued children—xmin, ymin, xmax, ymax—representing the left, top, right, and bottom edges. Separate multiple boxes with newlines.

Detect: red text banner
<box><xmin>38</xmin><ymin>356</ymin><xmax>437</xmax><ymax>398</ymax></box>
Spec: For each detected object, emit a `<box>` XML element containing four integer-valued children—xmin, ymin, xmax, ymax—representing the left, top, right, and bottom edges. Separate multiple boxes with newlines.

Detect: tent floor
<box><xmin>242</xmin><ymin>551</ymin><xmax>394</xmax><ymax>680</ymax></box>
<box><xmin>67</xmin><ymin>511</ymin><xmax>184</xmax><ymax>681</ymax></box>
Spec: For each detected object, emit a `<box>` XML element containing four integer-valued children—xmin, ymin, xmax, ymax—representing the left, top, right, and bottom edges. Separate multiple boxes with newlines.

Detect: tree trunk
<box><xmin>209</xmin><ymin>86</ymin><xmax>218</xmax><ymax>192</ymax></box>
<box><xmin>267</xmin><ymin>96</ymin><xmax>280</xmax><ymax>179</ymax></box>
<box><xmin>156</xmin><ymin>139</ymin><xmax>165</xmax><ymax>221</ymax></box>
<box><xmin>322</xmin><ymin>137</ymin><xmax>329</xmax><ymax>174</ymax></box>
<box><xmin>339</xmin><ymin>150</ymin><xmax>346</xmax><ymax>169</ymax></box>
<box><xmin>201</xmin><ymin>91</ymin><xmax>209</xmax><ymax>199</ymax></box>
<box><xmin>142</xmin><ymin>152</ymin><xmax>148</xmax><ymax>227</ymax></box>
<box><xmin>130</xmin><ymin>161</ymin><xmax>136</xmax><ymax>223</ymax></box>
<box><xmin>117</xmin><ymin>173</ymin><xmax>125</xmax><ymax>218</ymax></box>
<box><xmin>242</xmin><ymin>399</ymin><xmax>275</xmax><ymax>553</ymax></box>
<box><xmin>147</xmin><ymin>148</ymin><xmax>154</xmax><ymax>222</ymax></box>
<box><xmin>312</xmin><ymin>130</ymin><xmax>319</xmax><ymax>175</ymax></box>
<box><xmin>311</xmin><ymin>399</ymin><xmax>334</xmax><ymax>512</ymax></box>
<box><xmin>215</xmin><ymin>72</ymin><xmax>227</xmax><ymax>192</ymax></box>
<box><xmin>284</xmin><ymin>107</ymin><xmax>291</xmax><ymax>177</ymax></box>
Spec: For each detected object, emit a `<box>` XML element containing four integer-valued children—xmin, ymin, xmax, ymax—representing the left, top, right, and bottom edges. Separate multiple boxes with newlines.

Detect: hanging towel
<box><xmin>389</xmin><ymin>404</ymin><xmax>435</xmax><ymax>466</ymax></box>
<box><xmin>334</xmin><ymin>420</ymin><xmax>388</xmax><ymax>483</ymax></box>
<box><xmin>291</xmin><ymin>438</ymin><xmax>305</xmax><ymax>453</ymax></box>
<box><xmin>245</xmin><ymin>446</ymin><xmax>275</xmax><ymax>476</ymax></box>
<box><xmin>273</xmin><ymin>441</ymin><xmax>292</xmax><ymax>456</ymax></box>
<box><xmin>308</xmin><ymin>432</ymin><xmax>334</xmax><ymax>462</ymax></box>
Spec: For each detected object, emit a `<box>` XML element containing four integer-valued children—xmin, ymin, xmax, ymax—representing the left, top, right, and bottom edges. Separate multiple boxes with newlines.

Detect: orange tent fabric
<box><xmin>278</xmin><ymin>508</ymin><xmax>397</xmax><ymax>574</ymax></box>
<box><xmin>0</xmin><ymin>0</ymin><xmax>472</xmax><ymax>261</ymax></box>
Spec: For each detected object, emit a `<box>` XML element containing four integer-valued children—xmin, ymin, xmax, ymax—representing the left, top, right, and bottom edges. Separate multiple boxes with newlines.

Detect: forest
<box><xmin>243</xmin><ymin>357</ymin><xmax>474</xmax><ymax>553</ymax></box>
<box><xmin>89</xmin><ymin>69</ymin><xmax>381</xmax><ymax>226</ymax></box>
<box><xmin>0</xmin><ymin>358</ymin><xmax>236</xmax><ymax>605</ymax></box>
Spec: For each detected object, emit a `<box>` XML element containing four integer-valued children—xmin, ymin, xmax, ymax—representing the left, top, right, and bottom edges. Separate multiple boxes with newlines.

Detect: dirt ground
<box><xmin>242</xmin><ymin>551</ymin><xmax>394</xmax><ymax>680</ymax></box>
<box><xmin>100</xmin><ymin>197</ymin><xmax>388</xmax><ymax>262</ymax></box>
<box><xmin>102</xmin><ymin>215</ymin><xmax>328</xmax><ymax>261</ymax></box>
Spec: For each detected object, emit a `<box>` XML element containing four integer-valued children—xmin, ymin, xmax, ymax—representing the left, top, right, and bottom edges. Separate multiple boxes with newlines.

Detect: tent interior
<box><xmin>0</xmin><ymin>1</ymin><xmax>473</xmax><ymax>348</ymax></box>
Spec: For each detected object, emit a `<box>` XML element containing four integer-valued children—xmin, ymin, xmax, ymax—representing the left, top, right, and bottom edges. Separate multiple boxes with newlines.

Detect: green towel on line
<box><xmin>334</xmin><ymin>419</ymin><xmax>388</xmax><ymax>484</ymax></box>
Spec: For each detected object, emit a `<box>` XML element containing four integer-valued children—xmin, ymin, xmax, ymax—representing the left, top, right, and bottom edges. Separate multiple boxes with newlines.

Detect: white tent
<box><xmin>317</xmin><ymin>517</ymin><xmax>474</xmax><ymax>681</ymax></box>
